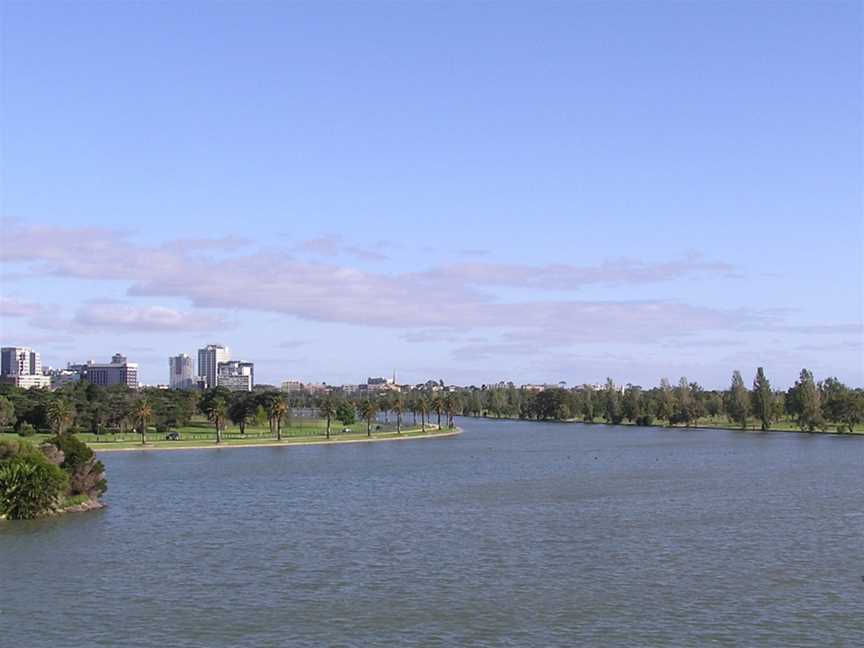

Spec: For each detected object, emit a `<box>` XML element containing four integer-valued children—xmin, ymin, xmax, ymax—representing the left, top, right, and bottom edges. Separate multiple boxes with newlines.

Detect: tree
<box><xmin>444</xmin><ymin>392</ymin><xmax>460</xmax><ymax>428</ymax></box>
<box><xmin>431</xmin><ymin>394</ymin><xmax>444</xmax><ymax>427</ymax></box>
<box><xmin>271</xmin><ymin>397</ymin><xmax>289</xmax><ymax>441</ymax></box>
<box><xmin>358</xmin><ymin>399</ymin><xmax>378</xmax><ymax>437</ymax></box>
<box><xmin>657</xmin><ymin>379</ymin><xmax>675</xmax><ymax>426</ymax></box>
<box><xmin>726</xmin><ymin>371</ymin><xmax>750</xmax><ymax>429</ymax></box>
<box><xmin>131</xmin><ymin>399</ymin><xmax>153</xmax><ymax>445</ymax></box>
<box><xmin>789</xmin><ymin>369</ymin><xmax>822</xmax><ymax>432</ymax></box>
<box><xmin>602</xmin><ymin>379</ymin><xmax>623</xmax><ymax>424</ymax></box>
<box><xmin>581</xmin><ymin>385</ymin><xmax>596</xmax><ymax>422</ymax></box>
<box><xmin>417</xmin><ymin>396</ymin><xmax>429</xmax><ymax>432</ymax></box>
<box><xmin>200</xmin><ymin>388</ymin><xmax>230</xmax><ymax>443</ymax></box>
<box><xmin>318</xmin><ymin>395</ymin><xmax>336</xmax><ymax>440</ymax></box>
<box><xmin>751</xmin><ymin>367</ymin><xmax>774</xmax><ymax>431</ymax></box>
<box><xmin>47</xmin><ymin>399</ymin><xmax>76</xmax><ymax>435</ymax></box>
<box><xmin>0</xmin><ymin>396</ymin><xmax>15</xmax><ymax>431</ymax></box>
<box><xmin>622</xmin><ymin>385</ymin><xmax>642</xmax><ymax>423</ymax></box>
<box><xmin>228</xmin><ymin>393</ymin><xmax>255</xmax><ymax>435</ymax></box>
<box><xmin>392</xmin><ymin>393</ymin><xmax>404</xmax><ymax>434</ymax></box>
<box><xmin>821</xmin><ymin>378</ymin><xmax>863</xmax><ymax>433</ymax></box>
<box><xmin>336</xmin><ymin>400</ymin><xmax>356</xmax><ymax>426</ymax></box>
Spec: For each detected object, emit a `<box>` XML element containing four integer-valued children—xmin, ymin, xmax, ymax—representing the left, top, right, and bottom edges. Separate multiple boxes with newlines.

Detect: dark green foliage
<box><xmin>751</xmin><ymin>367</ymin><xmax>774</xmax><ymax>431</ymax></box>
<box><xmin>17</xmin><ymin>422</ymin><xmax>36</xmax><ymax>437</ymax></box>
<box><xmin>0</xmin><ymin>395</ymin><xmax>15</xmax><ymax>430</ymax></box>
<box><xmin>0</xmin><ymin>442</ymin><xmax>69</xmax><ymax>519</ymax></box>
<box><xmin>821</xmin><ymin>377</ymin><xmax>864</xmax><ymax>433</ymax></box>
<box><xmin>788</xmin><ymin>369</ymin><xmax>823</xmax><ymax>432</ymax></box>
<box><xmin>47</xmin><ymin>434</ymin><xmax>108</xmax><ymax>497</ymax></box>
<box><xmin>336</xmin><ymin>401</ymin><xmax>356</xmax><ymax>425</ymax></box>
<box><xmin>726</xmin><ymin>371</ymin><xmax>750</xmax><ymax>429</ymax></box>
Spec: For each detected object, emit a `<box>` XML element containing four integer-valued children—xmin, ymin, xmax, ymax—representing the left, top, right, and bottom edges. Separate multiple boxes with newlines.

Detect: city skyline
<box><xmin>1</xmin><ymin>2</ymin><xmax>862</xmax><ymax>389</ymax></box>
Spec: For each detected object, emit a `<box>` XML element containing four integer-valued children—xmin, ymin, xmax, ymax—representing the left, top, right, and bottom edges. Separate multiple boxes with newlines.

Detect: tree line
<box><xmin>0</xmin><ymin>381</ymin><xmax>461</xmax><ymax>443</ymax></box>
<box><xmin>457</xmin><ymin>368</ymin><xmax>863</xmax><ymax>433</ymax></box>
<box><xmin>0</xmin><ymin>367</ymin><xmax>861</xmax><ymax>441</ymax></box>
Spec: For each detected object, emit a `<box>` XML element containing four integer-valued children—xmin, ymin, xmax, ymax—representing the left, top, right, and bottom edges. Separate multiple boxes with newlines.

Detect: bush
<box><xmin>48</xmin><ymin>435</ymin><xmax>107</xmax><ymax>497</ymax></box>
<box><xmin>636</xmin><ymin>415</ymin><xmax>655</xmax><ymax>427</ymax></box>
<box><xmin>0</xmin><ymin>454</ymin><xmax>68</xmax><ymax>519</ymax></box>
<box><xmin>16</xmin><ymin>422</ymin><xmax>36</xmax><ymax>437</ymax></box>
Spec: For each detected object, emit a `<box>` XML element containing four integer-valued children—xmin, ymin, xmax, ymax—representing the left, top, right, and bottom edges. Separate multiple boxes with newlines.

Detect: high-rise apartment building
<box><xmin>216</xmin><ymin>360</ymin><xmax>254</xmax><ymax>392</ymax></box>
<box><xmin>169</xmin><ymin>353</ymin><xmax>195</xmax><ymax>389</ymax></box>
<box><xmin>0</xmin><ymin>347</ymin><xmax>50</xmax><ymax>389</ymax></box>
<box><xmin>198</xmin><ymin>344</ymin><xmax>230</xmax><ymax>389</ymax></box>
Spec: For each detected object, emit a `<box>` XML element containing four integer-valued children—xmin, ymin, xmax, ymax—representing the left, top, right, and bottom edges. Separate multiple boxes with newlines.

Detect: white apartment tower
<box><xmin>197</xmin><ymin>344</ymin><xmax>230</xmax><ymax>389</ymax></box>
<box><xmin>0</xmin><ymin>347</ymin><xmax>51</xmax><ymax>389</ymax></box>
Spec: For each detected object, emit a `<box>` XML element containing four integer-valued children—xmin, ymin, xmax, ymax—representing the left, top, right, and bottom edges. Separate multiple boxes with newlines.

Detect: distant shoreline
<box><xmin>92</xmin><ymin>428</ymin><xmax>461</xmax><ymax>453</ymax></box>
<box><xmin>462</xmin><ymin>415</ymin><xmax>864</xmax><ymax>436</ymax></box>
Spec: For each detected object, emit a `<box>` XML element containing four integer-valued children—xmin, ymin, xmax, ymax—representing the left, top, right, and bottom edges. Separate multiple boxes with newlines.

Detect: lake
<box><xmin>2</xmin><ymin>418</ymin><xmax>862</xmax><ymax>646</ymax></box>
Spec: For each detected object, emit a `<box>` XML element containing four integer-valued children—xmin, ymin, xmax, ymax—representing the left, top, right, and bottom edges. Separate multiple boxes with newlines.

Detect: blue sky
<box><xmin>1</xmin><ymin>1</ymin><xmax>861</xmax><ymax>388</ymax></box>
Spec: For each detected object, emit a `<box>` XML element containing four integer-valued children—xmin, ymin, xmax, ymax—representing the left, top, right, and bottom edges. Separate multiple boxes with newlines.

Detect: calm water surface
<box><xmin>2</xmin><ymin>419</ymin><xmax>863</xmax><ymax>646</ymax></box>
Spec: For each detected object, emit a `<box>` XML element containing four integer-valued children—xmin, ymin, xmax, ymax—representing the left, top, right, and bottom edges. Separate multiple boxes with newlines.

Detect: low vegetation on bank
<box><xmin>0</xmin><ymin>435</ymin><xmax>107</xmax><ymax>520</ymax></box>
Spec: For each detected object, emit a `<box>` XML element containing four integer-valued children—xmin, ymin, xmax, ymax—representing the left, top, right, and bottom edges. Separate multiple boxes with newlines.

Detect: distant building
<box><xmin>366</xmin><ymin>374</ymin><xmax>399</xmax><ymax>392</ymax></box>
<box><xmin>169</xmin><ymin>353</ymin><xmax>195</xmax><ymax>390</ymax></box>
<box><xmin>84</xmin><ymin>353</ymin><xmax>139</xmax><ymax>388</ymax></box>
<box><xmin>281</xmin><ymin>380</ymin><xmax>304</xmax><ymax>393</ymax></box>
<box><xmin>198</xmin><ymin>344</ymin><xmax>230</xmax><ymax>389</ymax></box>
<box><xmin>282</xmin><ymin>380</ymin><xmax>328</xmax><ymax>394</ymax></box>
<box><xmin>48</xmin><ymin>369</ymin><xmax>81</xmax><ymax>389</ymax></box>
<box><xmin>217</xmin><ymin>360</ymin><xmax>254</xmax><ymax>392</ymax></box>
<box><xmin>0</xmin><ymin>346</ymin><xmax>51</xmax><ymax>389</ymax></box>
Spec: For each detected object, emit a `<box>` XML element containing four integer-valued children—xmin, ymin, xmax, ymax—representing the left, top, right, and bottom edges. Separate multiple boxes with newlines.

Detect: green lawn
<box><xmin>0</xmin><ymin>416</ymin><xmax>447</xmax><ymax>449</ymax></box>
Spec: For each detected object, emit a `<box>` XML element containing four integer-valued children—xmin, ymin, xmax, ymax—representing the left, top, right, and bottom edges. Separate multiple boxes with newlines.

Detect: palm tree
<box><xmin>131</xmin><ymin>399</ymin><xmax>153</xmax><ymax>445</ymax></box>
<box><xmin>444</xmin><ymin>392</ymin><xmax>459</xmax><ymax>428</ymax></box>
<box><xmin>318</xmin><ymin>396</ymin><xmax>335</xmax><ymax>440</ymax></box>
<box><xmin>203</xmin><ymin>396</ymin><xmax>228</xmax><ymax>443</ymax></box>
<box><xmin>47</xmin><ymin>399</ymin><xmax>75</xmax><ymax>435</ymax></box>
<box><xmin>431</xmin><ymin>394</ymin><xmax>444</xmax><ymax>428</ymax></box>
<box><xmin>271</xmin><ymin>397</ymin><xmax>289</xmax><ymax>441</ymax></box>
<box><xmin>359</xmin><ymin>399</ymin><xmax>378</xmax><ymax>437</ymax></box>
<box><xmin>392</xmin><ymin>393</ymin><xmax>404</xmax><ymax>434</ymax></box>
<box><xmin>417</xmin><ymin>397</ymin><xmax>429</xmax><ymax>433</ymax></box>
<box><xmin>376</xmin><ymin>393</ymin><xmax>388</xmax><ymax>424</ymax></box>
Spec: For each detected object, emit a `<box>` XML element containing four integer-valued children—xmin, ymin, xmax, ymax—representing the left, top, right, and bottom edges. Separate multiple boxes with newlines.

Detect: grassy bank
<box><xmin>0</xmin><ymin>417</ymin><xmax>456</xmax><ymax>452</ymax></box>
<box><xmin>466</xmin><ymin>414</ymin><xmax>863</xmax><ymax>435</ymax></box>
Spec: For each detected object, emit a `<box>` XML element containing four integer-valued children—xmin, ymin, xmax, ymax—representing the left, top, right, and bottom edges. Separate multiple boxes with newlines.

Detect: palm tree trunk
<box><xmin>367</xmin><ymin>419</ymin><xmax>371</xmax><ymax>437</ymax></box>
<box><xmin>422</xmin><ymin>412</ymin><xmax>426</xmax><ymax>432</ymax></box>
<box><xmin>140</xmin><ymin>418</ymin><xmax>146</xmax><ymax>445</ymax></box>
<box><xmin>215</xmin><ymin>420</ymin><xmax>222</xmax><ymax>444</ymax></box>
<box><xmin>326</xmin><ymin>416</ymin><xmax>331</xmax><ymax>440</ymax></box>
<box><xmin>277</xmin><ymin>418</ymin><xmax>282</xmax><ymax>441</ymax></box>
<box><xmin>397</xmin><ymin>412</ymin><xmax>401</xmax><ymax>434</ymax></box>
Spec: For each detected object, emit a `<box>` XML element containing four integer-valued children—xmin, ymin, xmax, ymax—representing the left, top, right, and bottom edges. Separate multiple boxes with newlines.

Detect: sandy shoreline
<box><xmin>92</xmin><ymin>428</ymin><xmax>462</xmax><ymax>453</ymax></box>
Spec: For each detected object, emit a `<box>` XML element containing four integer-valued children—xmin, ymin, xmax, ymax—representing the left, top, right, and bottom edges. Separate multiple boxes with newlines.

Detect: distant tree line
<box><xmin>0</xmin><ymin>368</ymin><xmax>861</xmax><ymax>442</ymax></box>
<box><xmin>455</xmin><ymin>368</ymin><xmax>863</xmax><ymax>433</ymax></box>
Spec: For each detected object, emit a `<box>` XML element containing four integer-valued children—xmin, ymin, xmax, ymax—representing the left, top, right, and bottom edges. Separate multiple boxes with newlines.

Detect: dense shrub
<box><xmin>16</xmin><ymin>422</ymin><xmax>36</xmax><ymax>437</ymax></box>
<box><xmin>48</xmin><ymin>435</ymin><xmax>107</xmax><ymax>497</ymax></box>
<box><xmin>0</xmin><ymin>452</ymin><xmax>68</xmax><ymax>520</ymax></box>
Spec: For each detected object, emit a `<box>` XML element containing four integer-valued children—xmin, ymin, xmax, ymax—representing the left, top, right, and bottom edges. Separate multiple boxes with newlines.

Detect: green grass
<box><xmin>0</xmin><ymin>416</ymin><xmax>448</xmax><ymax>450</ymax></box>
